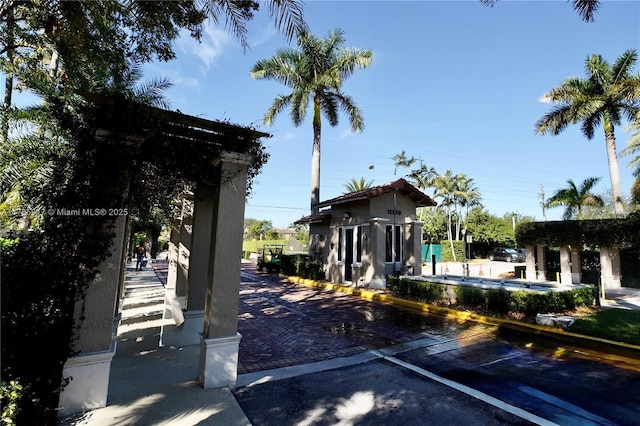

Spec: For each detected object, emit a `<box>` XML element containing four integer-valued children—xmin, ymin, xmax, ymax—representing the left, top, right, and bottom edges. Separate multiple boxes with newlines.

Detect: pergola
<box><xmin>58</xmin><ymin>94</ymin><xmax>269</xmax><ymax>416</ymax></box>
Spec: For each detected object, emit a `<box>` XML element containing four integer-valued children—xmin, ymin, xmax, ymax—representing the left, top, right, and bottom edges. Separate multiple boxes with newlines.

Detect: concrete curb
<box><xmin>285</xmin><ymin>276</ymin><xmax>640</xmax><ymax>367</ymax></box>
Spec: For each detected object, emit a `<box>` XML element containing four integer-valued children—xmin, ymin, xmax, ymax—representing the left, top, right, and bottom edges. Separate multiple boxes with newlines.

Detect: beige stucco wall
<box><xmin>308</xmin><ymin>191</ymin><xmax>427</xmax><ymax>288</ymax></box>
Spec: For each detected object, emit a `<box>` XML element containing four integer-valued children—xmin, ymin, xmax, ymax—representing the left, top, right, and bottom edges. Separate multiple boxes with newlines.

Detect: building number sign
<box><xmin>387</xmin><ymin>209</ymin><xmax>401</xmax><ymax>215</ymax></box>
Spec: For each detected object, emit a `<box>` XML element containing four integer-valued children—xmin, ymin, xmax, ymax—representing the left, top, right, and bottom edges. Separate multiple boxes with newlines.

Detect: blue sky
<box><xmin>11</xmin><ymin>1</ymin><xmax>639</xmax><ymax>228</ymax></box>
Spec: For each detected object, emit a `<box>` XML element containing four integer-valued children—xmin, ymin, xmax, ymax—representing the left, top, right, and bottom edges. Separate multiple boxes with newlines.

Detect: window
<box><xmin>337</xmin><ymin>227</ymin><xmax>343</xmax><ymax>261</ymax></box>
<box><xmin>385</xmin><ymin>225</ymin><xmax>401</xmax><ymax>262</ymax></box>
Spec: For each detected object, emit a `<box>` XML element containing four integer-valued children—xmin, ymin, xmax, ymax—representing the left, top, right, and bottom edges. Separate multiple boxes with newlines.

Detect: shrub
<box><xmin>280</xmin><ymin>254</ymin><xmax>323</xmax><ymax>280</ymax></box>
<box><xmin>386</xmin><ymin>277</ymin><xmax>444</xmax><ymax>302</ymax></box>
<box><xmin>386</xmin><ymin>277</ymin><xmax>595</xmax><ymax>317</ymax></box>
<box><xmin>455</xmin><ymin>286</ymin><xmax>485</xmax><ymax>306</ymax></box>
<box><xmin>487</xmin><ymin>288</ymin><xmax>511</xmax><ymax>313</ymax></box>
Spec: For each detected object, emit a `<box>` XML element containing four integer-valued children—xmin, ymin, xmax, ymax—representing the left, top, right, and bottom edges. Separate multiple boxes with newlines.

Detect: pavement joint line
<box><xmin>382</xmin><ymin>355</ymin><xmax>560</xmax><ymax>426</ymax></box>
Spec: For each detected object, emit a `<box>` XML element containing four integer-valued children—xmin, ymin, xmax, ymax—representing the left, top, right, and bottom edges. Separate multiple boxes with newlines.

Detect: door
<box><xmin>344</xmin><ymin>228</ymin><xmax>354</xmax><ymax>282</ymax></box>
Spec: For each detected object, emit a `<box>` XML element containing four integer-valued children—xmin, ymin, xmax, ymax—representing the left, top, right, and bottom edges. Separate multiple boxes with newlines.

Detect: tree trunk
<box><xmin>310</xmin><ymin>95</ymin><xmax>322</xmax><ymax>213</ymax></box>
<box><xmin>446</xmin><ymin>206</ymin><xmax>456</xmax><ymax>262</ymax></box>
<box><xmin>2</xmin><ymin>5</ymin><xmax>14</xmax><ymax>143</ymax></box>
<box><xmin>604</xmin><ymin>130</ymin><xmax>624</xmax><ymax>218</ymax></box>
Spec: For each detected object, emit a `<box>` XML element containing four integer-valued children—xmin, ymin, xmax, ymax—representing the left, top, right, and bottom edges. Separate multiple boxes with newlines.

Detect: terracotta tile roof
<box><xmin>294</xmin><ymin>210</ymin><xmax>332</xmax><ymax>225</ymax></box>
<box><xmin>316</xmin><ymin>178</ymin><xmax>437</xmax><ymax>209</ymax></box>
<box><xmin>294</xmin><ymin>179</ymin><xmax>436</xmax><ymax>224</ymax></box>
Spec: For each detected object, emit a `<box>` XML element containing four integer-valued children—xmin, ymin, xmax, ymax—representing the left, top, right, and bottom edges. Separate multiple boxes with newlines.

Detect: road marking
<box><xmin>516</xmin><ymin>385</ymin><xmax>617</xmax><ymax>426</ymax></box>
<box><xmin>384</xmin><ymin>355</ymin><xmax>559</xmax><ymax>426</ymax></box>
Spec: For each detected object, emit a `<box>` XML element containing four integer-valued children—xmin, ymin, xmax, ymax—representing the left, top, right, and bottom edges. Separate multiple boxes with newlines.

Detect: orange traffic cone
<box><xmin>445</xmin><ymin>264</ymin><xmax>449</xmax><ymax>273</ymax></box>
<box><xmin>478</xmin><ymin>266</ymin><xmax>484</xmax><ymax>276</ymax></box>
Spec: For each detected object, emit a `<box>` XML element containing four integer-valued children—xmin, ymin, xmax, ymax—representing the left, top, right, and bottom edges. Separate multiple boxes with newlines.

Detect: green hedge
<box><xmin>386</xmin><ymin>276</ymin><xmax>445</xmax><ymax>302</ymax></box>
<box><xmin>280</xmin><ymin>254</ymin><xmax>324</xmax><ymax>280</ymax></box>
<box><xmin>387</xmin><ymin>276</ymin><xmax>595</xmax><ymax>315</ymax></box>
<box><xmin>515</xmin><ymin>212</ymin><xmax>640</xmax><ymax>249</ymax></box>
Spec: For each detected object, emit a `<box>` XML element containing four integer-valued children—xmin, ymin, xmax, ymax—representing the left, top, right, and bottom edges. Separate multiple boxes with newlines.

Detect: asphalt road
<box><xmin>233</xmin><ymin>268</ymin><xmax>640</xmax><ymax>426</ymax></box>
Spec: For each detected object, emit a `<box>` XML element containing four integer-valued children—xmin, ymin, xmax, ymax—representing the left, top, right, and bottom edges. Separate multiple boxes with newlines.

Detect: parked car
<box><xmin>489</xmin><ymin>247</ymin><xmax>525</xmax><ymax>262</ymax></box>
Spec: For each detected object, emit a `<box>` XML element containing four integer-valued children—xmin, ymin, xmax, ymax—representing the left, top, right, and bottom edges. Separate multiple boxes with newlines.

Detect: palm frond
<box><xmin>320</xmin><ymin>92</ymin><xmax>339</xmax><ymax>127</ymax></box>
<box><xmin>290</xmin><ymin>88</ymin><xmax>310</xmax><ymax>127</ymax></box>
<box><xmin>611</xmin><ymin>49</ymin><xmax>638</xmax><ymax>84</ymax></box>
<box><xmin>264</xmin><ymin>93</ymin><xmax>292</xmax><ymax>126</ymax></box>
<box><xmin>534</xmin><ymin>105</ymin><xmax>574</xmax><ymax>135</ymax></box>
<box><xmin>266</xmin><ymin>0</ymin><xmax>307</xmax><ymax>43</ymax></box>
<box><xmin>572</xmin><ymin>0</ymin><xmax>600</xmax><ymax>22</ymax></box>
<box><xmin>334</xmin><ymin>93</ymin><xmax>363</xmax><ymax>132</ymax></box>
<box><xmin>133</xmin><ymin>76</ymin><xmax>173</xmax><ymax>110</ymax></box>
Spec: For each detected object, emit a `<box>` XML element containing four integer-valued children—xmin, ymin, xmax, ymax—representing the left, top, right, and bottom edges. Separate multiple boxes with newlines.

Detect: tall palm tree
<box><xmin>622</xmin><ymin>116</ymin><xmax>640</xmax><ymax>204</ymax></box>
<box><xmin>535</xmin><ymin>49</ymin><xmax>640</xmax><ymax>218</ymax></box>
<box><xmin>546</xmin><ymin>177</ymin><xmax>605</xmax><ymax>220</ymax></box>
<box><xmin>454</xmin><ymin>175</ymin><xmax>481</xmax><ymax>240</ymax></box>
<box><xmin>430</xmin><ymin>170</ymin><xmax>464</xmax><ymax>261</ymax></box>
<box><xmin>343</xmin><ymin>177</ymin><xmax>374</xmax><ymax>193</ymax></box>
<box><xmin>251</xmin><ymin>28</ymin><xmax>372</xmax><ymax>212</ymax></box>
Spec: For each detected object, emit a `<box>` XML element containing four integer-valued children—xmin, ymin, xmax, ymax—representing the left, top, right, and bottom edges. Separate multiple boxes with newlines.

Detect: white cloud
<box><xmin>249</xmin><ymin>24</ymin><xmax>278</xmax><ymax>49</ymax></box>
<box><xmin>176</xmin><ymin>23</ymin><xmax>233</xmax><ymax>72</ymax></box>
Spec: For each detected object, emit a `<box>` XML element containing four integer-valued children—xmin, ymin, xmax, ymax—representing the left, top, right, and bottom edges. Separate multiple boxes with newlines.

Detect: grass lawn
<box><xmin>569</xmin><ymin>309</ymin><xmax>640</xmax><ymax>346</ymax></box>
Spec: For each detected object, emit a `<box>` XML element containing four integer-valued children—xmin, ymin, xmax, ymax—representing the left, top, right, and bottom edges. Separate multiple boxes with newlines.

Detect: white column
<box><xmin>525</xmin><ymin>244</ymin><xmax>536</xmax><ymax>280</ymax></box>
<box><xmin>199</xmin><ymin>152</ymin><xmax>252</xmax><ymax>389</ymax></box>
<box><xmin>560</xmin><ymin>246</ymin><xmax>572</xmax><ymax>284</ymax></box>
<box><xmin>600</xmin><ymin>246</ymin><xmax>622</xmax><ymax>289</ymax></box>
<box><xmin>58</xmin><ymin>213</ymin><xmax>127</xmax><ymax>416</ymax></box>
<box><xmin>570</xmin><ymin>246</ymin><xmax>582</xmax><ymax>284</ymax></box>
<box><xmin>536</xmin><ymin>245</ymin><xmax>547</xmax><ymax>281</ymax></box>
<box><xmin>175</xmin><ymin>196</ymin><xmax>193</xmax><ymax>309</ymax></box>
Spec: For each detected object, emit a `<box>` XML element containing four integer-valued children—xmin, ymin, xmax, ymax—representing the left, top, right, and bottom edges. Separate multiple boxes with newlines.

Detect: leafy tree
<box><xmin>0</xmin><ymin>1</ymin><xmax>305</xmax><ymax>422</ymax></box>
<box><xmin>466</xmin><ymin>207</ymin><xmax>517</xmax><ymax>251</ymax></box>
<box><xmin>247</xmin><ymin>219</ymin><xmax>274</xmax><ymax>240</ymax></box>
<box><xmin>535</xmin><ymin>49</ymin><xmax>640</xmax><ymax>218</ymax></box>
<box><xmin>251</xmin><ymin>28</ymin><xmax>372</xmax><ymax>212</ymax></box>
<box><xmin>421</xmin><ymin>207</ymin><xmax>448</xmax><ymax>244</ymax></box>
<box><xmin>289</xmin><ymin>222</ymin><xmax>309</xmax><ymax>245</ymax></box>
<box><xmin>545</xmin><ymin>177</ymin><xmax>605</xmax><ymax>220</ymax></box>
<box><xmin>344</xmin><ymin>177</ymin><xmax>374</xmax><ymax>193</ymax></box>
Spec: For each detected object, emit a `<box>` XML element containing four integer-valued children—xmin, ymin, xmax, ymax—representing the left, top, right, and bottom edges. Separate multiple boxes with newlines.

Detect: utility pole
<box><xmin>539</xmin><ymin>184</ymin><xmax>547</xmax><ymax>221</ymax></box>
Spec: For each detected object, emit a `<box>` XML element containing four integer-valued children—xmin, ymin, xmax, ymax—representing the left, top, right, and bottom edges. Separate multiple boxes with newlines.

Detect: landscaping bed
<box><xmin>385</xmin><ymin>275</ymin><xmax>638</xmax><ymax>346</ymax></box>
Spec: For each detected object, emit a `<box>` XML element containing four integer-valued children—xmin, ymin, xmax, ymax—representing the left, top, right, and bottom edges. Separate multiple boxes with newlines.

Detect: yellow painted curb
<box><xmin>285</xmin><ymin>275</ymin><xmax>640</xmax><ymax>364</ymax></box>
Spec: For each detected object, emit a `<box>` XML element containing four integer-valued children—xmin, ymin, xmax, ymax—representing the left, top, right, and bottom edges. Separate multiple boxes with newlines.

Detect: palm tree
<box><xmin>407</xmin><ymin>163</ymin><xmax>438</xmax><ymax>190</ymax></box>
<box><xmin>545</xmin><ymin>177</ymin><xmax>605</xmax><ymax>220</ymax></box>
<box><xmin>535</xmin><ymin>49</ymin><xmax>640</xmax><ymax>218</ymax></box>
<box><xmin>622</xmin><ymin>115</ymin><xmax>640</xmax><ymax>204</ymax></box>
<box><xmin>343</xmin><ymin>177</ymin><xmax>374</xmax><ymax>193</ymax></box>
<box><xmin>454</xmin><ymin>175</ymin><xmax>481</xmax><ymax>240</ymax></box>
<box><xmin>430</xmin><ymin>170</ymin><xmax>464</xmax><ymax>261</ymax></box>
<box><xmin>251</xmin><ymin>28</ymin><xmax>372</xmax><ymax>212</ymax></box>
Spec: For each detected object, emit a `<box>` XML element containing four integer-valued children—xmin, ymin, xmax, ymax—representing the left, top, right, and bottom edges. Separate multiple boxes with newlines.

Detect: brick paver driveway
<box><xmin>237</xmin><ymin>263</ymin><xmax>481</xmax><ymax>374</ymax></box>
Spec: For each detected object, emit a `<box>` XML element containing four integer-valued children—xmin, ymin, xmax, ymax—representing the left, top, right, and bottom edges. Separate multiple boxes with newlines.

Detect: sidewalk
<box><xmin>59</xmin><ymin>262</ymin><xmax>251</xmax><ymax>426</ymax></box>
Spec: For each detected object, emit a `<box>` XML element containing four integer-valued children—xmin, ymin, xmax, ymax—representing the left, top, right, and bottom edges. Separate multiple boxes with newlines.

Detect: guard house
<box><xmin>295</xmin><ymin>179</ymin><xmax>437</xmax><ymax>289</ymax></box>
